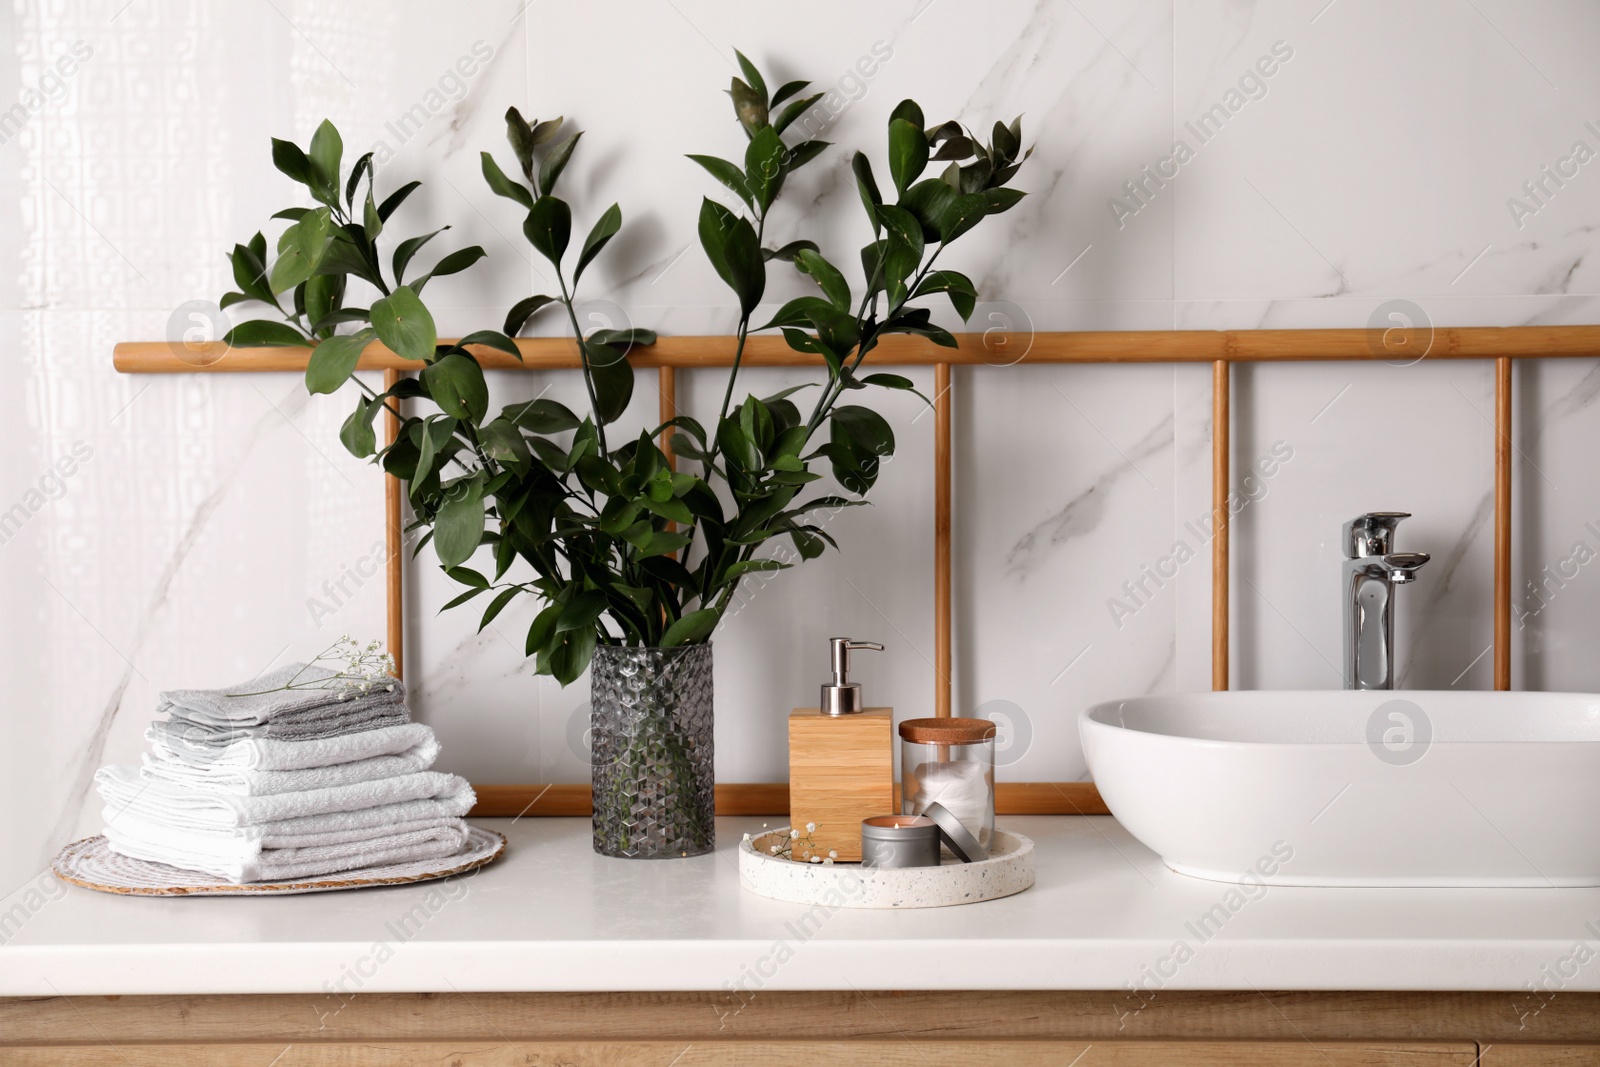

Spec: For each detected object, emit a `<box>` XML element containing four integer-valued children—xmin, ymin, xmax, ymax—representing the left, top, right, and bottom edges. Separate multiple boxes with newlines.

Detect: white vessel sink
<box><xmin>1080</xmin><ymin>690</ymin><xmax>1600</xmax><ymax>887</ymax></box>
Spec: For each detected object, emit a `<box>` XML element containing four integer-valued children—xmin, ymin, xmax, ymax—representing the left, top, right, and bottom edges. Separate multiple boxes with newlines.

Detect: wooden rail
<box><xmin>117</xmin><ymin>323</ymin><xmax>1600</xmax><ymax>814</ymax></box>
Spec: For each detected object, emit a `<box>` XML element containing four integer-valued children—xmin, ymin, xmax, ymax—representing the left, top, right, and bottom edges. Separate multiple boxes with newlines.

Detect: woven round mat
<box><xmin>51</xmin><ymin>824</ymin><xmax>506</xmax><ymax>896</ymax></box>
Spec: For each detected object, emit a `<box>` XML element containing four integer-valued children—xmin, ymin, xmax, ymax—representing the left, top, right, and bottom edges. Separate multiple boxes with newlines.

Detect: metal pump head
<box><xmin>820</xmin><ymin>637</ymin><xmax>884</xmax><ymax>716</ymax></box>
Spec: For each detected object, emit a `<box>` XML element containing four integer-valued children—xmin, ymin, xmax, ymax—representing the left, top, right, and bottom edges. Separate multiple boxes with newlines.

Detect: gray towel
<box><xmin>157</xmin><ymin>662</ymin><xmax>406</xmax><ymax>729</ymax></box>
<box><xmin>153</xmin><ymin>703</ymin><xmax>409</xmax><ymax>750</ymax></box>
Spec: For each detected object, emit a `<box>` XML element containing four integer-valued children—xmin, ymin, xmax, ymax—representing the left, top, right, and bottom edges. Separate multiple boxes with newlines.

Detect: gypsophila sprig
<box><xmin>225</xmin><ymin>636</ymin><xmax>396</xmax><ymax>698</ymax></box>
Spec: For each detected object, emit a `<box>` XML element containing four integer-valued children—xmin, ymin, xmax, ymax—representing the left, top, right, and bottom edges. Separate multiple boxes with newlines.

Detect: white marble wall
<box><xmin>4</xmin><ymin>0</ymin><xmax>1599</xmax><ymax>890</ymax></box>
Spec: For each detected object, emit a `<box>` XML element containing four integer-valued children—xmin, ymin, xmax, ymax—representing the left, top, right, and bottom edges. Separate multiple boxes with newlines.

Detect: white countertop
<box><xmin>5</xmin><ymin>815</ymin><xmax>1600</xmax><ymax>996</ymax></box>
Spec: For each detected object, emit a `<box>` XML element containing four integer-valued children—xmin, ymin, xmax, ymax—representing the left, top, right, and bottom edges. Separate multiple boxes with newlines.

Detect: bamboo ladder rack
<box><xmin>115</xmin><ymin>324</ymin><xmax>1596</xmax><ymax>816</ymax></box>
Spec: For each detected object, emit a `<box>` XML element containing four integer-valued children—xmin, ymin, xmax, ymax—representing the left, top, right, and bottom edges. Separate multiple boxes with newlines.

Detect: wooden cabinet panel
<box><xmin>1480</xmin><ymin>1045</ymin><xmax>1600</xmax><ymax>1065</ymax></box>
<box><xmin>1</xmin><ymin>1039</ymin><xmax>1481</xmax><ymax>1066</ymax></box>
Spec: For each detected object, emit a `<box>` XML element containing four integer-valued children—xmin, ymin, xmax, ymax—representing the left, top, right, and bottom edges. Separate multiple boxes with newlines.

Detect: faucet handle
<box><xmin>1343</xmin><ymin>512</ymin><xmax>1411</xmax><ymax>558</ymax></box>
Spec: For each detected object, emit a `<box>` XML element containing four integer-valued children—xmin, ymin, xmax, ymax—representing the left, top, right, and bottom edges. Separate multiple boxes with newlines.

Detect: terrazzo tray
<box><xmin>739</xmin><ymin>827</ymin><xmax>1034</xmax><ymax>909</ymax></box>
<box><xmin>51</xmin><ymin>824</ymin><xmax>505</xmax><ymax>896</ymax></box>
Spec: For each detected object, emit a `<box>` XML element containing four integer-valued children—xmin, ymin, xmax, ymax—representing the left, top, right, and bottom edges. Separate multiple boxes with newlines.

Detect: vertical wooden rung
<box><xmin>935</xmin><ymin>362</ymin><xmax>953</xmax><ymax>717</ymax></box>
<box><xmin>659</xmin><ymin>365</ymin><xmax>677</xmax><ymax>471</ymax></box>
<box><xmin>1494</xmin><ymin>356</ymin><xmax>1512</xmax><ymax>690</ymax></box>
<box><xmin>1212</xmin><ymin>360</ymin><xmax>1230</xmax><ymax>692</ymax></box>
<box><xmin>383</xmin><ymin>367</ymin><xmax>405</xmax><ymax>682</ymax></box>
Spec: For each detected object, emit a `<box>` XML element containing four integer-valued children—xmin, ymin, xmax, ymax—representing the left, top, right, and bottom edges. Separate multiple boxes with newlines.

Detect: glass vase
<box><xmin>589</xmin><ymin>643</ymin><xmax>715</xmax><ymax>858</ymax></box>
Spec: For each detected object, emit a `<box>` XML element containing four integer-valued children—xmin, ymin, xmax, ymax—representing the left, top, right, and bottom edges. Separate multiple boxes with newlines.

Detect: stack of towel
<box><xmin>95</xmin><ymin>663</ymin><xmax>475</xmax><ymax>883</ymax></box>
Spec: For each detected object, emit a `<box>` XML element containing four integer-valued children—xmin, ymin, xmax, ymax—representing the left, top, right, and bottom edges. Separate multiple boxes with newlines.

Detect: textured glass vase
<box><xmin>590</xmin><ymin>643</ymin><xmax>715</xmax><ymax>858</ymax></box>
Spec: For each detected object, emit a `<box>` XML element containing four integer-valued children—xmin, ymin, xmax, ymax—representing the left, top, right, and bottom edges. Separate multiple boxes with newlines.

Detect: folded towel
<box><xmin>139</xmin><ymin>746</ymin><xmax>438</xmax><ymax>796</ymax></box>
<box><xmin>95</xmin><ymin>763</ymin><xmax>473</xmax><ymax>830</ymax></box>
<box><xmin>145</xmin><ymin>722</ymin><xmax>438</xmax><ymax>771</ymax></box>
<box><xmin>157</xmin><ymin>662</ymin><xmax>405</xmax><ymax>729</ymax></box>
<box><xmin>105</xmin><ymin>821</ymin><xmax>471</xmax><ymax>882</ymax></box>
<box><xmin>102</xmin><ymin>810</ymin><xmax>472</xmax><ymax>857</ymax></box>
<box><xmin>154</xmin><ymin>701</ymin><xmax>409</xmax><ymax>747</ymax></box>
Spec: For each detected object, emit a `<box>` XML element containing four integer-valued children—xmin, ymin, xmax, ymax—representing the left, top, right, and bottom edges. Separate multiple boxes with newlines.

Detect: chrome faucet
<box><xmin>1342</xmin><ymin>512</ymin><xmax>1430</xmax><ymax>690</ymax></box>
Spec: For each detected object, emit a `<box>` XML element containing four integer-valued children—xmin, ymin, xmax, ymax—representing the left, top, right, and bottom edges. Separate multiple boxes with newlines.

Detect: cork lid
<box><xmin>898</xmin><ymin>717</ymin><xmax>997</xmax><ymax>744</ymax></box>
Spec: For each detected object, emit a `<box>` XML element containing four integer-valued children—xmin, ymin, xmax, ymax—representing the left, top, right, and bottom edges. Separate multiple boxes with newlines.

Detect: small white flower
<box><xmin>828</xmin><ymin>850</ymin><xmax>838</xmax><ymax>859</ymax></box>
<box><xmin>809</xmin><ymin>855</ymin><xmax>822</xmax><ymax>863</ymax></box>
<box><xmin>823</xmin><ymin>857</ymin><xmax>834</xmax><ymax>865</ymax></box>
<box><xmin>742</xmin><ymin>832</ymin><xmax>751</xmax><ymax>842</ymax></box>
<box><xmin>790</xmin><ymin>828</ymin><xmax>800</xmax><ymax>839</ymax></box>
<box><xmin>805</xmin><ymin>822</ymin><xmax>816</xmax><ymax>833</ymax></box>
<box><xmin>770</xmin><ymin>845</ymin><xmax>781</xmax><ymax>854</ymax></box>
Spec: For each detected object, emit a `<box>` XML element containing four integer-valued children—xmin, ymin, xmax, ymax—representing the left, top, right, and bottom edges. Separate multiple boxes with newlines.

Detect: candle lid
<box><xmin>921</xmin><ymin>801</ymin><xmax>988</xmax><ymax>862</ymax></box>
<box><xmin>898</xmin><ymin>717</ymin><xmax>996</xmax><ymax>744</ymax></box>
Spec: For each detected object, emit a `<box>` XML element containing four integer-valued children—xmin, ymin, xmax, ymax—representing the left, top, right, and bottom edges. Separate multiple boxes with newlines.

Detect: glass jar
<box><xmin>898</xmin><ymin>717</ymin><xmax>996</xmax><ymax>849</ymax></box>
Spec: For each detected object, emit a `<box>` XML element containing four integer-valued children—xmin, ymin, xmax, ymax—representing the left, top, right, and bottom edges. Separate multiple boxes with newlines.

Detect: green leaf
<box><xmin>937</xmin><ymin>192</ymin><xmax>988</xmax><ymax>243</ymax></box>
<box><xmin>888</xmin><ymin>99</ymin><xmax>925</xmax><ymax>130</ymax></box>
<box><xmin>877</xmin><ymin>203</ymin><xmax>924</xmax><ymax>307</ymax></box>
<box><xmin>784</xmin><ymin>139</ymin><xmax>829</xmax><ymax>170</ymax></box>
<box><xmin>744</xmin><ymin>125</ymin><xmax>786</xmax><ymax>212</ymax></box>
<box><xmin>555</xmin><ymin>589</ymin><xmax>608</xmax><ymax>633</ymax></box>
<box><xmin>459</xmin><ymin>330</ymin><xmax>522</xmax><ymax>359</ymax></box>
<box><xmin>729</xmin><ymin>77</ymin><xmax>768</xmax><ymax>137</ymax></box>
<box><xmin>770</xmin><ymin>78</ymin><xmax>809</xmax><ymax>107</ymax></box>
<box><xmin>982</xmin><ymin>187</ymin><xmax>1027</xmax><ymax>214</ymax></box>
<box><xmin>477</xmin><ymin>417</ymin><xmax>530</xmax><ymax>467</ymax></box>
<box><xmin>588</xmin><ymin>328</ymin><xmax>657</xmax><ymax>351</ymax></box>
<box><xmin>504</xmin><ymin>106</ymin><xmax>537</xmax><ymax>180</ymax></box>
<box><xmin>369</xmin><ymin>285</ymin><xmax>437</xmax><ymax>360</ymax></box>
<box><xmin>270</xmin><ymin>207</ymin><xmax>332</xmax><ymax>293</ymax></box>
<box><xmin>717</xmin><ymin>420</ymin><xmax>763</xmax><ymax>471</ymax></box>
<box><xmin>660</xmin><ymin>607</ymin><xmax>719</xmax><ymax>647</ymax></box>
<box><xmin>339</xmin><ymin>396</ymin><xmax>380</xmax><ymax>458</ymax></box>
<box><xmin>506</xmin><ymin>397</ymin><xmax>581</xmax><ymax>433</ymax></box>
<box><xmin>308</xmin><ymin>119</ymin><xmax>342</xmax><ymax>203</ymax></box>
<box><xmin>538</xmin><ymin>131</ymin><xmax>582</xmax><ymax>197</ymax></box>
<box><xmin>303</xmin><ymin>273</ymin><xmax>343</xmax><ymax>335</ymax></box>
<box><xmin>504</xmin><ymin>294</ymin><xmax>557</xmax><ymax>335</ymax></box>
<box><xmin>422</xmin><ymin>352</ymin><xmax>489</xmax><ymax>423</ymax></box>
<box><xmin>686</xmin><ymin>154</ymin><xmax>754</xmax><ymax>209</ymax></box>
<box><xmin>414</xmin><ymin>245</ymin><xmax>486</xmax><ymax>293</ymax></box>
<box><xmin>586</xmin><ymin>341</ymin><xmax>634</xmax><ymax>425</ymax></box>
<box><xmin>794</xmin><ymin>248</ymin><xmax>851</xmax><ymax>311</ymax></box>
<box><xmin>434</xmin><ymin>477</ymin><xmax>485</xmax><ymax>568</ymax></box>
<box><xmin>392</xmin><ymin>226</ymin><xmax>446</xmax><ymax>284</ymax></box>
<box><xmin>697</xmin><ymin>199</ymin><xmax>765</xmax><ymax>316</ymax></box>
<box><xmin>479</xmin><ymin>587</ymin><xmax>520</xmax><ymax>632</ymax></box>
<box><xmin>481</xmin><ymin>151</ymin><xmax>533</xmax><ymax>208</ymax></box>
<box><xmin>345</xmin><ymin>151</ymin><xmax>373</xmax><ymax>207</ymax></box>
<box><xmin>225</xmin><ymin>319</ymin><xmax>307</xmax><ymax>348</ymax></box>
<box><xmin>722</xmin><ymin>558</ymin><xmax>792</xmax><ymax>582</ymax></box>
<box><xmin>766</xmin><ymin>239</ymin><xmax>819</xmax><ymax>262</ymax></box>
<box><xmin>831</xmin><ymin>404</ymin><xmax>895</xmax><ymax>456</ymax></box>
<box><xmin>888</xmin><ymin>118</ymin><xmax>929</xmax><ymax>197</ymax></box>
<box><xmin>574</xmin><ymin>202</ymin><xmax>621</xmax><ymax>283</ymax></box>
<box><xmin>271</xmin><ymin>137</ymin><xmax>314</xmax><ymax>186</ymax></box>
<box><xmin>524</xmin><ymin>196</ymin><xmax>572</xmax><ymax>265</ymax></box>
<box><xmin>525</xmin><ymin>601</ymin><xmax>561</xmax><ymax>657</ymax></box>
<box><xmin>378</xmin><ymin>180</ymin><xmax>422</xmax><ymax>222</ymax></box>
<box><xmin>901</xmin><ymin>178</ymin><xmax>958</xmax><ymax>242</ymax></box>
<box><xmin>546</xmin><ymin>626</ymin><xmax>597</xmax><ymax>686</ymax></box>
<box><xmin>734</xmin><ymin>49</ymin><xmax>768</xmax><ymax>105</ymax></box>
<box><xmin>913</xmin><ymin>269</ymin><xmax>978</xmax><ymax>320</ymax></box>
<box><xmin>852</xmin><ymin>151</ymin><xmax>883</xmax><ymax>235</ymax></box>
<box><xmin>306</xmin><ymin>329</ymin><xmax>374</xmax><ymax>394</ymax></box>
<box><xmin>773</xmin><ymin>92</ymin><xmax>823</xmax><ymax>135</ymax></box>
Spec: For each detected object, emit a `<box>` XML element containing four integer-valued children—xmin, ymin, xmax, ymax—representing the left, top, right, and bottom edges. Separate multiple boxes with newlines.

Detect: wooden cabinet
<box><xmin>3</xmin><ymin>992</ymin><xmax>1596</xmax><ymax>1065</ymax></box>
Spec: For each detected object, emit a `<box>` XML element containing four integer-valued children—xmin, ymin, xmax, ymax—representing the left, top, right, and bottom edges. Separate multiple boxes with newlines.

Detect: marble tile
<box><xmin>7</xmin><ymin>0</ymin><xmax>1600</xmax><ymax>893</ymax></box>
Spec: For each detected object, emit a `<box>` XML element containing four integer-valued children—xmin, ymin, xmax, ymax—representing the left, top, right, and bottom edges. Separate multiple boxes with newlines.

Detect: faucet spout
<box><xmin>1342</xmin><ymin>515</ymin><xmax>1427</xmax><ymax>690</ymax></box>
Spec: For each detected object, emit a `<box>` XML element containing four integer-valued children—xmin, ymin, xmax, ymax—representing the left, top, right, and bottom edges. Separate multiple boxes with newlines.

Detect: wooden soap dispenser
<box><xmin>787</xmin><ymin>637</ymin><xmax>893</xmax><ymax>862</ymax></box>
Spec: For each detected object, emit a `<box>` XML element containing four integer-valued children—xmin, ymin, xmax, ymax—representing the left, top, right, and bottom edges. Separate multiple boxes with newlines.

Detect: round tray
<box><xmin>51</xmin><ymin>824</ymin><xmax>505</xmax><ymax>896</ymax></box>
<box><xmin>739</xmin><ymin>828</ymin><xmax>1034</xmax><ymax>909</ymax></box>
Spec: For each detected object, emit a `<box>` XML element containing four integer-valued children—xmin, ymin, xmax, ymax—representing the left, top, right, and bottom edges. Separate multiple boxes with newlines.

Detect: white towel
<box><xmin>145</xmin><ymin>722</ymin><xmax>438</xmax><ymax>771</ymax></box>
<box><xmin>139</xmin><ymin>730</ymin><xmax>440</xmax><ymax>796</ymax></box>
<box><xmin>105</xmin><ymin>821</ymin><xmax>471</xmax><ymax>882</ymax></box>
<box><xmin>102</xmin><ymin>810</ymin><xmax>473</xmax><ymax>857</ymax></box>
<box><xmin>96</xmin><ymin>763</ymin><xmax>473</xmax><ymax>830</ymax></box>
